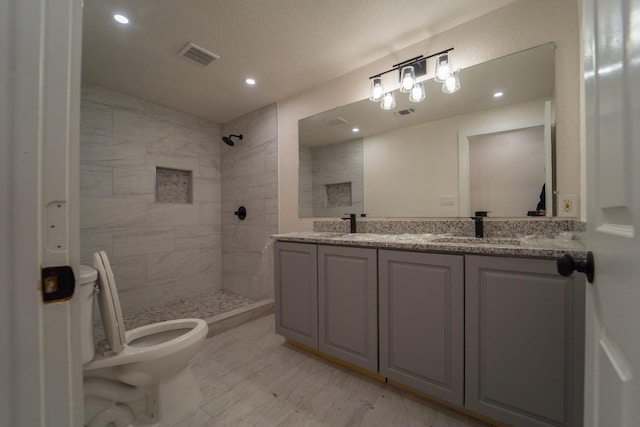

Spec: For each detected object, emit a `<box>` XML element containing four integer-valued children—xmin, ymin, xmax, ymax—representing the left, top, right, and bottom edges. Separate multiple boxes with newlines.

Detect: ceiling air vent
<box><xmin>324</xmin><ymin>117</ymin><xmax>349</xmax><ymax>127</ymax></box>
<box><xmin>394</xmin><ymin>108</ymin><xmax>416</xmax><ymax>117</ymax></box>
<box><xmin>179</xmin><ymin>42</ymin><xmax>220</xmax><ymax>66</ymax></box>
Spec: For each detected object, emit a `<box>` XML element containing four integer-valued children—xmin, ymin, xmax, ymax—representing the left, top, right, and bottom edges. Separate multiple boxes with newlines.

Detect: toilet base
<box><xmin>84</xmin><ymin>365</ymin><xmax>201</xmax><ymax>427</ymax></box>
<box><xmin>152</xmin><ymin>364</ymin><xmax>202</xmax><ymax>425</ymax></box>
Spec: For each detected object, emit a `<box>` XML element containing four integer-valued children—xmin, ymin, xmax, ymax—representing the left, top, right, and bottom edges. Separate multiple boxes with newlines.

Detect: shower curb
<box><xmin>204</xmin><ymin>298</ymin><xmax>274</xmax><ymax>338</ymax></box>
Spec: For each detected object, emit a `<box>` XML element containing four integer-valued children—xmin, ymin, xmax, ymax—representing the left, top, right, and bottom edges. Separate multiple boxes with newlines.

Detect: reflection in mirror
<box><xmin>299</xmin><ymin>43</ymin><xmax>555</xmax><ymax>218</ymax></box>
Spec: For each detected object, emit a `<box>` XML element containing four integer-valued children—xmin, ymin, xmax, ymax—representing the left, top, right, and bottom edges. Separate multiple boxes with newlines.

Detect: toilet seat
<box><xmin>87</xmin><ymin>251</ymin><xmax>208</xmax><ymax>382</ymax></box>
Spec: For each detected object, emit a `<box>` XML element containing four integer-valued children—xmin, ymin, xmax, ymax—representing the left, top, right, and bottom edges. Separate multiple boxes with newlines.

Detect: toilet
<box><xmin>78</xmin><ymin>251</ymin><xmax>208</xmax><ymax>427</ymax></box>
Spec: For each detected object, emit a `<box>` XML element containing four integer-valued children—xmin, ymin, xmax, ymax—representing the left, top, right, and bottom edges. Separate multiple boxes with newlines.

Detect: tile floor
<box><xmin>173</xmin><ymin>314</ymin><xmax>495</xmax><ymax>427</ymax></box>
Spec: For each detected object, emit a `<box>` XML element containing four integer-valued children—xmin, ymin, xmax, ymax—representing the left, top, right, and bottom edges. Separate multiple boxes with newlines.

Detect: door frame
<box><xmin>1</xmin><ymin>0</ymin><xmax>83</xmax><ymax>425</ymax></box>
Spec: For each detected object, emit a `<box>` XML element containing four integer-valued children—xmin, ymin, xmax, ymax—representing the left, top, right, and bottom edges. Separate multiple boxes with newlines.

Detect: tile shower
<box><xmin>80</xmin><ymin>83</ymin><xmax>277</xmax><ymax>323</ymax></box>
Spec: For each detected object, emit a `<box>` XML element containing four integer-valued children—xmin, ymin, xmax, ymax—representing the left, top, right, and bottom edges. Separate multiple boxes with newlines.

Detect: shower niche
<box><xmin>155</xmin><ymin>167</ymin><xmax>193</xmax><ymax>204</ymax></box>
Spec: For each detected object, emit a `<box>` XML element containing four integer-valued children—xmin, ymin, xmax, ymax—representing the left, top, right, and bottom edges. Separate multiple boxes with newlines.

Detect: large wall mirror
<box><xmin>298</xmin><ymin>43</ymin><xmax>555</xmax><ymax>218</ymax></box>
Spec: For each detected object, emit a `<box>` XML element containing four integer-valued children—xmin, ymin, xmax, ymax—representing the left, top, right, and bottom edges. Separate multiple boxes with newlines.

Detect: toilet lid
<box><xmin>93</xmin><ymin>251</ymin><xmax>126</xmax><ymax>353</ymax></box>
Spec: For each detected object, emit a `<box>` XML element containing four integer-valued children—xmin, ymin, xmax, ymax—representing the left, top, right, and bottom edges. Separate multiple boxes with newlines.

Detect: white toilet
<box><xmin>78</xmin><ymin>251</ymin><xmax>208</xmax><ymax>427</ymax></box>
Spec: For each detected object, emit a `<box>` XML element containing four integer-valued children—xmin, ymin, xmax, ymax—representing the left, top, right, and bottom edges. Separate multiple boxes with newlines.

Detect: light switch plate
<box><xmin>558</xmin><ymin>194</ymin><xmax>577</xmax><ymax>217</ymax></box>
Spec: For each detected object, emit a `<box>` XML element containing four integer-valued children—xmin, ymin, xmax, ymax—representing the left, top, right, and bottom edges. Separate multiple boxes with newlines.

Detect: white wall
<box><xmin>278</xmin><ymin>0</ymin><xmax>580</xmax><ymax>232</ymax></box>
<box><xmin>364</xmin><ymin>98</ymin><xmax>546</xmax><ymax>217</ymax></box>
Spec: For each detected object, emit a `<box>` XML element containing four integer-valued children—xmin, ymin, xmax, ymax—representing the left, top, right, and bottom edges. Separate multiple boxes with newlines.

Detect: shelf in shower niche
<box><xmin>155</xmin><ymin>167</ymin><xmax>192</xmax><ymax>204</ymax></box>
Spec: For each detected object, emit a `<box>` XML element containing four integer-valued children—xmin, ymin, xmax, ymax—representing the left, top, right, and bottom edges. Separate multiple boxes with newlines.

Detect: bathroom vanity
<box><xmin>273</xmin><ymin>227</ymin><xmax>586</xmax><ymax>427</ymax></box>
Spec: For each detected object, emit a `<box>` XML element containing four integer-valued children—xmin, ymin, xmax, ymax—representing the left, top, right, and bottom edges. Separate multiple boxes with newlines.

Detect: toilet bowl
<box><xmin>79</xmin><ymin>251</ymin><xmax>208</xmax><ymax>427</ymax></box>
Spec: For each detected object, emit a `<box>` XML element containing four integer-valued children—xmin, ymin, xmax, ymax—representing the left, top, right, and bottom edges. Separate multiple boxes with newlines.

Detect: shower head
<box><xmin>222</xmin><ymin>134</ymin><xmax>243</xmax><ymax>147</ymax></box>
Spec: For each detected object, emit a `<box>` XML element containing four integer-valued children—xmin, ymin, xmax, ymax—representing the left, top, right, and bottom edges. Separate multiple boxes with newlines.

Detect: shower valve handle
<box><xmin>234</xmin><ymin>206</ymin><xmax>247</xmax><ymax>220</ymax></box>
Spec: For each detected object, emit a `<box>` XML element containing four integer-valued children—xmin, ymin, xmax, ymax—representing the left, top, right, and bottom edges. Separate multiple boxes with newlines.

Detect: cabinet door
<box><xmin>465</xmin><ymin>255</ymin><xmax>585</xmax><ymax>427</ymax></box>
<box><xmin>379</xmin><ymin>250</ymin><xmax>464</xmax><ymax>405</ymax></box>
<box><xmin>274</xmin><ymin>242</ymin><xmax>318</xmax><ymax>348</ymax></box>
<box><xmin>318</xmin><ymin>245</ymin><xmax>378</xmax><ymax>372</ymax></box>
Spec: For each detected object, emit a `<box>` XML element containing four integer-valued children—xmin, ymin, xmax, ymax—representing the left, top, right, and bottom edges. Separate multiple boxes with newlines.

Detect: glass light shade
<box><xmin>409</xmin><ymin>82</ymin><xmax>426</xmax><ymax>102</ymax></box>
<box><xmin>380</xmin><ymin>92</ymin><xmax>396</xmax><ymax>110</ymax></box>
<box><xmin>399</xmin><ymin>66</ymin><xmax>416</xmax><ymax>93</ymax></box>
<box><xmin>369</xmin><ymin>77</ymin><xmax>384</xmax><ymax>101</ymax></box>
<box><xmin>434</xmin><ymin>53</ymin><xmax>452</xmax><ymax>83</ymax></box>
<box><xmin>442</xmin><ymin>70</ymin><xmax>461</xmax><ymax>94</ymax></box>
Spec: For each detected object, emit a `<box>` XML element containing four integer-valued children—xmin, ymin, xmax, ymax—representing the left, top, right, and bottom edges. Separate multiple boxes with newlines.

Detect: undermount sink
<box><xmin>431</xmin><ymin>236</ymin><xmax>522</xmax><ymax>246</ymax></box>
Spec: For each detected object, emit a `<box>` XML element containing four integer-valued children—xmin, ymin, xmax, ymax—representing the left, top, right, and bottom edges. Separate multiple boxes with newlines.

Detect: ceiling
<box><xmin>81</xmin><ymin>0</ymin><xmax>517</xmax><ymax>124</ymax></box>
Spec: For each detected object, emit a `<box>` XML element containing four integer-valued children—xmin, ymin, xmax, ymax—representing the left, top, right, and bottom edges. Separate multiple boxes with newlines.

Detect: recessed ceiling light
<box><xmin>245</xmin><ymin>78</ymin><xmax>256</xmax><ymax>86</ymax></box>
<box><xmin>352</xmin><ymin>128</ymin><xmax>360</xmax><ymax>133</ymax></box>
<box><xmin>493</xmin><ymin>92</ymin><xmax>504</xmax><ymax>98</ymax></box>
<box><xmin>113</xmin><ymin>14</ymin><xmax>130</xmax><ymax>24</ymax></box>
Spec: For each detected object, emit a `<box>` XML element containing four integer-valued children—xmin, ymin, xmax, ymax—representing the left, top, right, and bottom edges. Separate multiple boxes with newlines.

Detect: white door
<box><xmin>583</xmin><ymin>0</ymin><xmax>640</xmax><ymax>425</ymax></box>
<box><xmin>1</xmin><ymin>0</ymin><xmax>83</xmax><ymax>426</ymax></box>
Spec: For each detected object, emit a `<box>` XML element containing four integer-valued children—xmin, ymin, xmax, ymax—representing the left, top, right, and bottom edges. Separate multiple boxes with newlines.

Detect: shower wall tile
<box><xmin>193</xmin><ymin>177</ymin><xmax>220</xmax><ymax>202</ymax></box>
<box><xmin>199</xmin><ymin>157</ymin><xmax>221</xmax><ymax>179</ymax></box>
<box><xmin>80</xmin><ymin>134</ymin><xmax>146</xmax><ymax>170</ymax></box>
<box><xmin>146</xmin><ymin>249</ymin><xmax>201</xmax><ymax>280</ymax></box>
<box><xmin>175</xmin><ymin>225</ymin><xmax>219</xmax><ymax>250</ymax></box>
<box><xmin>113</xmin><ymin>110</ymin><xmax>175</xmax><ymax>146</ymax></box>
<box><xmin>221</xmin><ymin>103</ymin><xmax>277</xmax><ymax>300</ymax></box>
<box><xmin>175</xmin><ymin>126</ymin><xmax>218</xmax><ymax>156</ymax></box>
<box><xmin>80</xmin><ymin>165</ymin><xmax>113</xmax><ymax>197</ymax></box>
<box><xmin>200</xmin><ymin>247</ymin><xmax>222</xmax><ymax>273</ymax></box>
<box><xmin>146</xmin><ymin>203</ymin><xmax>200</xmax><ymax>226</ymax></box>
<box><xmin>146</xmin><ymin>146</ymin><xmax>200</xmax><ymax>175</ymax></box>
<box><xmin>112</xmin><ymin>227</ymin><xmax>175</xmax><ymax>257</ymax></box>
<box><xmin>80</xmin><ymin>197</ymin><xmax>147</xmax><ymax>229</ymax></box>
<box><xmin>81</xmin><ymin>83</ymin><xmax>222</xmax><ymax>314</ymax></box>
<box><xmin>80</xmin><ymin>230</ymin><xmax>113</xmax><ymax>265</ymax></box>
<box><xmin>112</xmin><ymin>168</ymin><xmax>154</xmax><ymax>196</ymax></box>
<box><xmin>110</xmin><ymin>255</ymin><xmax>147</xmax><ymax>290</ymax></box>
<box><xmin>145</xmin><ymin>101</ymin><xmax>200</xmax><ymax>128</ymax></box>
<box><xmin>81</xmin><ymin>101</ymin><xmax>113</xmax><ymax>136</ymax></box>
<box><xmin>200</xmin><ymin>201</ymin><xmax>221</xmax><ymax>226</ymax></box>
<box><xmin>82</xmin><ymin>83</ymin><xmax>146</xmax><ymax>113</ymax></box>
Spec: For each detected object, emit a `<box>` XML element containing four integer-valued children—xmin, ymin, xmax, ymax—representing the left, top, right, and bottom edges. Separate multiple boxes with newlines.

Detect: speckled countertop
<box><xmin>271</xmin><ymin>231</ymin><xmax>587</xmax><ymax>260</ymax></box>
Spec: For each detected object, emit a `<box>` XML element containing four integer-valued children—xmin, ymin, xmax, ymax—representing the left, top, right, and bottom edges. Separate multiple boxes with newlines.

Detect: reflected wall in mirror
<box><xmin>298</xmin><ymin>43</ymin><xmax>555</xmax><ymax>218</ymax></box>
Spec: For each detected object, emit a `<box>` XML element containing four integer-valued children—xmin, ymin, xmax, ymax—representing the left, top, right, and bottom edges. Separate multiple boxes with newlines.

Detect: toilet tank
<box><xmin>78</xmin><ymin>265</ymin><xmax>97</xmax><ymax>364</ymax></box>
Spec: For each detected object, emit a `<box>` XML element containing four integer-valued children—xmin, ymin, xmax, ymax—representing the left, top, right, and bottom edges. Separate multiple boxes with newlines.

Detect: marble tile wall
<box><xmin>80</xmin><ymin>83</ymin><xmax>222</xmax><ymax>315</ymax></box>
<box><xmin>221</xmin><ymin>104</ymin><xmax>278</xmax><ymax>301</ymax></box>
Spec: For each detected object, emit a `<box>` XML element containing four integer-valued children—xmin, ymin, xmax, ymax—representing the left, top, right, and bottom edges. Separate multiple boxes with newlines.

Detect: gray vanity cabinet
<box><xmin>274</xmin><ymin>241</ymin><xmax>318</xmax><ymax>348</ymax></box>
<box><xmin>318</xmin><ymin>245</ymin><xmax>378</xmax><ymax>372</ymax></box>
<box><xmin>465</xmin><ymin>255</ymin><xmax>585</xmax><ymax>427</ymax></box>
<box><xmin>379</xmin><ymin>250</ymin><xmax>464</xmax><ymax>406</ymax></box>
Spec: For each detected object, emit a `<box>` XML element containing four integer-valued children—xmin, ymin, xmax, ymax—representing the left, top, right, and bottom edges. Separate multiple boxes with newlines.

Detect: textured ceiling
<box><xmin>82</xmin><ymin>0</ymin><xmax>517</xmax><ymax>124</ymax></box>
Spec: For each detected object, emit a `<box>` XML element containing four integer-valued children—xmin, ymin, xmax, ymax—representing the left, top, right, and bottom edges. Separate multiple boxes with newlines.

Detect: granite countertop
<box><xmin>271</xmin><ymin>232</ymin><xmax>587</xmax><ymax>260</ymax></box>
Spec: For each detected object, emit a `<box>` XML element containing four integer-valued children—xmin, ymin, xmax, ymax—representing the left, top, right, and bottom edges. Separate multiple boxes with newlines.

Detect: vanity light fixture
<box><xmin>369</xmin><ymin>47</ymin><xmax>456</xmax><ymax>109</ymax></box>
<box><xmin>113</xmin><ymin>14</ymin><xmax>130</xmax><ymax>24</ymax></box>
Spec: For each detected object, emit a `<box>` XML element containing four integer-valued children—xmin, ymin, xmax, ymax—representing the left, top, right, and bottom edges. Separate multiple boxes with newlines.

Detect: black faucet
<box><xmin>342</xmin><ymin>213</ymin><xmax>357</xmax><ymax>233</ymax></box>
<box><xmin>471</xmin><ymin>216</ymin><xmax>484</xmax><ymax>238</ymax></box>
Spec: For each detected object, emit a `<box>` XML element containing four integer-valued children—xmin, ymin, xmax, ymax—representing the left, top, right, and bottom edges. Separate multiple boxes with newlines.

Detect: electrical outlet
<box><xmin>440</xmin><ymin>195</ymin><xmax>456</xmax><ymax>206</ymax></box>
<box><xmin>558</xmin><ymin>194</ymin><xmax>577</xmax><ymax>217</ymax></box>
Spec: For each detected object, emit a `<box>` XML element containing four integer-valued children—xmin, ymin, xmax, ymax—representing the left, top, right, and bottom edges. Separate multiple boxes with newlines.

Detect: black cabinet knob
<box><xmin>557</xmin><ymin>251</ymin><xmax>594</xmax><ymax>283</ymax></box>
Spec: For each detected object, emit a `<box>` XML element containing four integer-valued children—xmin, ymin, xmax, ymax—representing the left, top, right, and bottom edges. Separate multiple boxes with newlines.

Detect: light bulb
<box><xmin>380</xmin><ymin>92</ymin><xmax>396</xmax><ymax>110</ymax></box>
<box><xmin>409</xmin><ymin>82</ymin><xmax>426</xmax><ymax>102</ymax></box>
<box><xmin>434</xmin><ymin>53</ymin><xmax>452</xmax><ymax>83</ymax></box>
<box><xmin>400</xmin><ymin>66</ymin><xmax>416</xmax><ymax>93</ymax></box>
<box><xmin>369</xmin><ymin>77</ymin><xmax>384</xmax><ymax>101</ymax></box>
<box><xmin>113</xmin><ymin>14</ymin><xmax>130</xmax><ymax>24</ymax></box>
<box><xmin>442</xmin><ymin>70</ymin><xmax>460</xmax><ymax>94</ymax></box>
